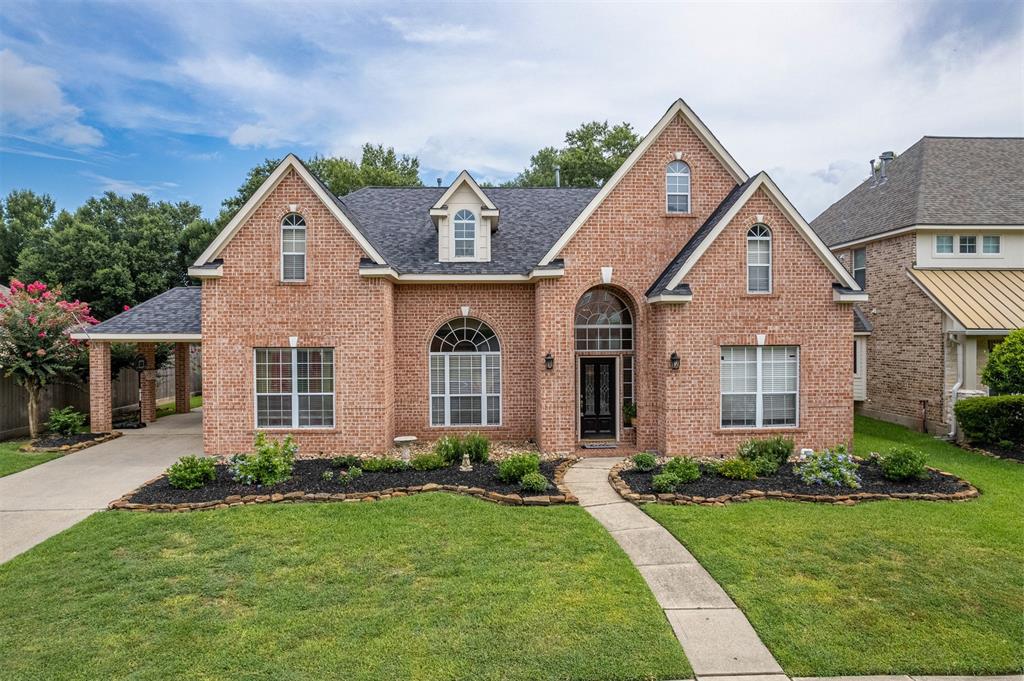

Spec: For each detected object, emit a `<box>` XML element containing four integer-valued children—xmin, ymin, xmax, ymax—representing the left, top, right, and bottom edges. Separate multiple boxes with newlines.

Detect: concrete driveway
<box><xmin>0</xmin><ymin>410</ymin><xmax>203</xmax><ymax>563</ymax></box>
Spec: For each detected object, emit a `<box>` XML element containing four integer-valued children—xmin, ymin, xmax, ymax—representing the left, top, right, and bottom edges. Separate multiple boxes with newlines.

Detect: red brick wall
<box><xmin>201</xmin><ymin>169</ymin><xmax>395</xmax><ymax>456</ymax></box>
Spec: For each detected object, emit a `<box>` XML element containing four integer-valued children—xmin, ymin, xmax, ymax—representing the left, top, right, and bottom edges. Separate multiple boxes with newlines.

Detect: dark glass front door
<box><xmin>580</xmin><ymin>357</ymin><xmax>616</xmax><ymax>439</ymax></box>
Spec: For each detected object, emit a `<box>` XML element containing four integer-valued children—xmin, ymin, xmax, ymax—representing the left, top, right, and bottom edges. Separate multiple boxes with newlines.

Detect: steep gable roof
<box><xmin>812</xmin><ymin>137</ymin><xmax>1024</xmax><ymax>247</ymax></box>
<box><xmin>431</xmin><ymin>170</ymin><xmax>497</xmax><ymax>211</ymax></box>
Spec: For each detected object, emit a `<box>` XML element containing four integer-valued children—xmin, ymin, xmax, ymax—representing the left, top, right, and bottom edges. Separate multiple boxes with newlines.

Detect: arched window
<box><xmin>746</xmin><ymin>224</ymin><xmax>771</xmax><ymax>293</ymax></box>
<box><xmin>666</xmin><ymin>161</ymin><xmax>691</xmax><ymax>213</ymax></box>
<box><xmin>453</xmin><ymin>209</ymin><xmax>476</xmax><ymax>258</ymax></box>
<box><xmin>430</xmin><ymin>318</ymin><xmax>500</xmax><ymax>426</ymax></box>
<box><xmin>575</xmin><ymin>289</ymin><xmax>633</xmax><ymax>351</ymax></box>
<box><xmin>281</xmin><ymin>213</ymin><xmax>306</xmax><ymax>281</ymax></box>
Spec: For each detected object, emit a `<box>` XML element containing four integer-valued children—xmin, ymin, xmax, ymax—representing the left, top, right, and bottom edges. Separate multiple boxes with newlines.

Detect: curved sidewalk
<box><xmin>563</xmin><ymin>457</ymin><xmax>785</xmax><ymax>679</ymax></box>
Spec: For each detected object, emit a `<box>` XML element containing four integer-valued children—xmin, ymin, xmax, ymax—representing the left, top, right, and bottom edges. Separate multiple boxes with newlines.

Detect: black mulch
<box><xmin>128</xmin><ymin>458</ymin><xmax>568</xmax><ymax>505</ymax></box>
<box><xmin>30</xmin><ymin>432</ymin><xmax>110</xmax><ymax>449</ymax></box>
<box><xmin>973</xmin><ymin>443</ymin><xmax>1024</xmax><ymax>463</ymax></box>
<box><xmin>620</xmin><ymin>460</ymin><xmax>969</xmax><ymax>497</ymax></box>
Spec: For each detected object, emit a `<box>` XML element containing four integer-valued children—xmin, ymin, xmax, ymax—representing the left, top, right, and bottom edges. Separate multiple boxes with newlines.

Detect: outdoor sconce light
<box><xmin>669</xmin><ymin>352</ymin><xmax>680</xmax><ymax>371</ymax></box>
<box><xmin>544</xmin><ymin>353</ymin><xmax>554</xmax><ymax>370</ymax></box>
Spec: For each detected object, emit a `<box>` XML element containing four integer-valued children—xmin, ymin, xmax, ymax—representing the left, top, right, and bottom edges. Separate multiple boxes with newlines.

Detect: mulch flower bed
<box><xmin>611</xmin><ymin>458</ymin><xmax>978</xmax><ymax>507</ymax></box>
<box><xmin>21</xmin><ymin>431</ymin><xmax>121</xmax><ymax>453</ymax></box>
<box><xmin>960</xmin><ymin>442</ymin><xmax>1023</xmax><ymax>464</ymax></box>
<box><xmin>111</xmin><ymin>458</ymin><xmax>579</xmax><ymax>512</ymax></box>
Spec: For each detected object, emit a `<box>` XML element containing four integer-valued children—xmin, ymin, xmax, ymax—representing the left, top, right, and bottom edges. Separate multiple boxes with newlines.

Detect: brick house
<box><xmin>77</xmin><ymin>100</ymin><xmax>865</xmax><ymax>457</ymax></box>
<box><xmin>813</xmin><ymin>137</ymin><xmax>1024</xmax><ymax>435</ymax></box>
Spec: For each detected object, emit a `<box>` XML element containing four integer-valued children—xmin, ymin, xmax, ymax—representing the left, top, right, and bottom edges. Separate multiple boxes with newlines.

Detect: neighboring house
<box><xmin>75</xmin><ymin>99</ymin><xmax>865</xmax><ymax>457</ymax></box>
<box><xmin>813</xmin><ymin>136</ymin><xmax>1024</xmax><ymax>435</ymax></box>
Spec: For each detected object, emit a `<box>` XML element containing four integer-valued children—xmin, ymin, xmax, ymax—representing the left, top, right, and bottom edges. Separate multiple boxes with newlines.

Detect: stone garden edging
<box><xmin>959</xmin><ymin>442</ymin><xmax>1022</xmax><ymax>464</ymax></box>
<box><xmin>608</xmin><ymin>459</ymin><xmax>979</xmax><ymax>507</ymax></box>
<box><xmin>20</xmin><ymin>431</ymin><xmax>122</xmax><ymax>453</ymax></box>
<box><xmin>108</xmin><ymin>457</ymin><xmax>580</xmax><ymax>512</ymax></box>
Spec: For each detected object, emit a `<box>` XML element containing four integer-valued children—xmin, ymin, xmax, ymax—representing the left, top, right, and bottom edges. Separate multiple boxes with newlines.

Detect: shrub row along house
<box><xmin>75</xmin><ymin>100</ymin><xmax>866</xmax><ymax>457</ymax></box>
<box><xmin>813</xmin><ymin>137</ymin><xmax>1023</xmax><ymax>435</ymax></box>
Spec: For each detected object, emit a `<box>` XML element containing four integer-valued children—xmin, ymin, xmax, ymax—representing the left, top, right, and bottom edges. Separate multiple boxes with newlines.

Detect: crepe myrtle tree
<box><xmin>0</xmin><ymin>280</ymin><xmax>97</xmax><ymax>439</ymax></box>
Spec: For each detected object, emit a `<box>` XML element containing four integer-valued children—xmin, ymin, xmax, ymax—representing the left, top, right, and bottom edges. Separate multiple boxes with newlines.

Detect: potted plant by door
<box><xmin>622</xmin><ymin>402</ymin><xmax>637</xmax><ymax>428</ymax></box>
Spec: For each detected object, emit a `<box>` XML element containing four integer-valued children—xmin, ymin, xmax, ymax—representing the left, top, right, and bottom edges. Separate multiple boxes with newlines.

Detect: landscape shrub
<box><xmin>497</xmin><ymin>453</ymin><xmax>540</xmax><ymax>483</ymax></box>
<box><xmin>663</xmin><ymin>457</ymin><xmax>701</xmax><ymax>483</ymax></box>
<box><xmin>167</xmin><ymin>455</ymin><xmax>216</xmax><ymax>490</ymax></box>
<box><xmin>520</xmin><ymin>472</ymin><xmax>549</xmax><ymax>493</ymax></box>
<box><xmin>651</xmin><ymin>472</ymin><xmax>680</xmax><ymax>493</ymax></box>
<box><xmin>462</xmin><ymin>432</ymin><xmax>490</xmax><ymax>463</ymax></box>
<box><xmin>981</xmin><ymin>328</ymin><xmax>1024</xmax><ymax>395</ymax></box>
<box><xmin>229</xmin><ymin>432</ymin><xmax>297</xmax><ymax>486</ymax></box>
<box><xmin>875</xmin><ymin>446</ymin><xmax>928</xmax><ymax>481</ymax></box>
<box><xmin>795</xmin><ymin>445</ymin><xmax>861</xmax><ymax>489</ymax></box>
<box><xmin>715</xmin><ymin>458</ymin><xmax>759</xmax><ymax>480</ymax></box>
<box><xmin>737</xmin><ymin>435</ymin><xmax>793</xmax><ymax>470</ymax></box>
<box><xmin>631</xmin><ymin>452</ymin><xmax>657</xmax><ymax>472</ymax></box>
<box><xmin>750</xmin><ymin>456</ymin><xmax>781</xmax><ymax>477</ymax></box>
<box><xmin>410</xmin><ymin>452</ymin><xmax>447</xmax><ymax>471</ymax></box>
<box><xmin>337</xmin><ymin>467</ymin><xmax>363</xmax><ymax>485</ymax></box>
<box><xmin>360</xmin><ymin>457</ymin><xmax>409</xmax><ymax>473</ymax></box>
<box><xmin>331</xmin><ymin>455</ymin><xmax>361</xmax><ymax>469</ymax></box>
<box><xmin>47</xmin><ymin>406</ymin><xmax>86</xmax><ymax>437</ymax></box>
<box><xmin>954</xmin><ymin>395</ymin><xmax>1024</xmax><ymax>447</ymax></box>
<box><xmin>321</xmin><ymin>470</ymin><xmax>335</xmax><ymax>482</ymax></box>
<box><xmin>433</xmin><ymin>435</ymin><xmax>464</xmax><ymax>465</ymax></box>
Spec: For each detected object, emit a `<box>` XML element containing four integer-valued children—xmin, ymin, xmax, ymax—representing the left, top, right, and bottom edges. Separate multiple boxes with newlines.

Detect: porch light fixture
<box><xmin>544</xmin><ymin>352</ymin><xmax>554</xmax><ymax>370</ymax></box>
<box><xmin>669</xmin><ymin>352</ymin><xmax>680</xmax><ymax>371</ymax></box>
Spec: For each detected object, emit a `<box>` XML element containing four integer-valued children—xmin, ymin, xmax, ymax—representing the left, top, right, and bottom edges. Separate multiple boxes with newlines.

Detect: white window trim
<box><xmin>666</xmin><ymin>161</ymin><xmax>691</xmax><ymax>214</ymax></box>
<box><xmin>746</xmin><ymin>225</ymin><xmax>772</xmax><ymax>294</ymax></box>
<box><xmin>982</xmin><ymin>234</ymin><xmax>1002</xmax><ymax>255</ymax></box>
<box><xmin>253</xmin><ymin>348</ymin><xmax>334</xmax><ymax>429</ymax></box>
<box><xmin>281</xmin><ymin>214</ymin><xmax>307</xmax><ymax>282</ymax></box>
<box><xmin>452</xmin><ymin>209</ymin><xmax>477</xmax><ymax>260</ymax></box>
<box><xmin>852</xmin><ymin>247</ymin><xmax>866</xmax><ymax>289</ymax></box>
<box><xmin>720</xmin><ymin>345</ymin><xmax>800</xmax><ymax>429</ymax></box>
<box><xmin>429</xmin><ymin>351</ymin><xmax>501</xmax><ymax>427</ymax></box>
<box><xmin>933</xmin><ymin>233</ymin><xmax>1002</xmax><ymax>258</ymax></box>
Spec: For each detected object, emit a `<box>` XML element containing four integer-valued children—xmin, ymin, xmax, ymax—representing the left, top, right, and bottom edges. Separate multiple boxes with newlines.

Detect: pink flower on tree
<box><xmin>123</xmin><ymin>304</ymin><xmax>131</xmax><ymax>312</ymax></box>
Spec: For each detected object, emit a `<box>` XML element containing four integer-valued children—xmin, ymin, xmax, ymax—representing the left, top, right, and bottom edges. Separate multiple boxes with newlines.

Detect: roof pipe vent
<box><xmin>436</xmin><ymin>177</ymin><xmax>442</xmax><ymax>187</ymax></box>
<box><xmin>554</xmin><ymin>165</ymin><xmax>561</xmax><ymax>188</ymax></box>
<box><xmin>869</xmin><ymin>159</ymin><xmax>878</xmax><ymax>186</ymax></box>
<box><xmin>879</xmin><ymin>151</ymin><xmax>895</xmax><ymax>184</ymax></box>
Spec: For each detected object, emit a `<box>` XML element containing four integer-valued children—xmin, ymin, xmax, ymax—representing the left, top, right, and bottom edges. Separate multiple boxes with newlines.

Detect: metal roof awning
<box><xmin>907</xmin><ymin>268</ymin><xmax>1024</xmax><ymax>333</ymax></box>
<box><xmin>70</xmin><ymin>287</ymin><xmax>201</xmax><ymax>342</ymax></box>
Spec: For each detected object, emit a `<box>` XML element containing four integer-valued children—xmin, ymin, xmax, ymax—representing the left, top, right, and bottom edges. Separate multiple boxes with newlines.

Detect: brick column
<box><xmin>174</xmin><ymin>342</ymin><xmax>192</xmax><ymax>413</ymax></box>
<box><xmin>139</xmin><ymin>342</ymin><xmax>157</xmax><ymax>423</ymax></box>
<box><xmin>88</xmin><ymin>341</ymin><xmax>113</xmax><ymax>433</ymax></box>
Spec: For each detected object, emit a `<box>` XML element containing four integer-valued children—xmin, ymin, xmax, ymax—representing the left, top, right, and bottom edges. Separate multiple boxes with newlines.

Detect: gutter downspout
<box><xmin>948</xmin><ymin>333</ymin><xmax>963</xmax><ymax>439</ymax></box>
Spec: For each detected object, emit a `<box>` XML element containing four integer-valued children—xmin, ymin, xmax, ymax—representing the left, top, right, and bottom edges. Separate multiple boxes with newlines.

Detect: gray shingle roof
<box><xmin>87</xmin><ymin>287</ymin><xmax>201</xmax><ymax>335</ymax></box>
<box><xmin>812</xmin><ymin>137</ymin><xmax>1024</xmax><ymax>247</ymax></box>
<box><xmin>853</xmin><ymin>306</ymin><xmax>872</xmax><ymax>334</ymax></box>
<box><xmin>340</xmin><ymin>186</ymin><xmax>599</xmax><ymax>275</ymax></box>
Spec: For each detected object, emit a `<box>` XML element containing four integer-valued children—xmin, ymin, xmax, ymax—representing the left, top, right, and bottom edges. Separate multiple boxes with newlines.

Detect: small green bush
<box><xmin>434</xmin><ymin>435</ymin><xmax>464</xmax><ymax>465</ymax></box>
<box><xmin>651</xmin><ymin>472</ymin><xmax>680</xmax><ymax>493</ymax></box>
<box><xmin>520</xmin><ymin>472</ymin><xmax>549</xmax><ymax>493</ymax></box>
<box><xmin>737</xmin><ymin>435</ymin><xmax>793</xmax><ymax>468</ymax></box>
<box><xmin>462</xmin><ymin>432</ymin><xmax>490</xmax><ymax>463</ymax></box>
<box><xmin>982</xmin><ymin>328</ymin><xmax>1024</xmax><ymax>395</ymax></box>
<box><xmin>229</xmin><ymin>432</ymin><xmax>297</xmax><ymax>486</ymax></box>
<box><xmin>715</xmin><ymin>458</ymin><xmax>759</xmax><ymax>480</ymax></box>
<box><xmin>360</xmin><ymin>457</ymin><xmax>408</xmax><ymax>473</ymax></box>
<box><xmin>337</xmin><ymin>467</ymin><xmax>363</xmax><ymax>485</ymax></box>
<box><xmin>497</xmin><ymin>453</ymin><xmax>540</xmax><ymax>483</ymax></box>
<box><xmin>410</xmin><ymin>452</ymin><xmax>447</xmax><ymax>471</ymax></box>
<box><xmin>321</xmin><ymin>470</ymin><xmax>335</xmax><ymax>482</ymax></box>
<box><xmin>875</xmin><ymin>446</ymin><xmax>928</xmax><ymax>481</ymax></box>
<box><xmin>47</xmin><ymin>406</ymin><xmax>86</xmax><ymax>437</ymax></box>
<box><xmin>167</xmin><ymin>455</ymin><xmax>216</xmax><ymax>490</ymax></box>
<box><xmin>663</xmin><ymin>457</ymin><xmax>701</xmax><ymax>483</ymax></box>
<box><xmin>632</xmin><ymin>452</ymin><xmax>657</xmax><ymax>472</ymax></box>
<box><xmin>955</xmin><ymin>394</ymin><xmax>1024</xmax><ymax>447</ymax></box>
<box><xmin>751</xmin><ymin>456</ymin><xmax>780</xmax><ymax>477</ymax></box>
<box><xmin>331</xmin><ymin>455</ymin><xmax>361</xmax><ymax>469</ymax></box>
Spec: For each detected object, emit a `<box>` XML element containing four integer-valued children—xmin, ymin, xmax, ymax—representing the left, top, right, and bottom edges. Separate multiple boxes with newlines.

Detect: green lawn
<box><xmin>155</xmin><ymin>394</ymin><xmax>202</xmax><ymax>419</ymax></box>
<box><xmin>0</xmin><ymin>493</ymin><xmax>690</xmax><ymax>681</ymax></box>
<box><xmin>646</xmin><ymin>416</ymin><xmax>1024</xmax><ymax>675</ymax></box>
<box><xmin>0</xmin><ymin>439</ymin><xmax>63</xmax><ymax>477</ymax></box>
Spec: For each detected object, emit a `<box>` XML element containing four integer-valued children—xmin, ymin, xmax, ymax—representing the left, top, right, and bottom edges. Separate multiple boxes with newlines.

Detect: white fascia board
<box><xmin>964</xmin><ymin>328</ymin><xmax>1013</xmax><ymax>336</ymax></box>
<box><xmin>833</xmin><ymin>290</ymin><xmax>869</xmax><ymax>302</ymax></box>
<box><xmin>854</xmin><ymin>331</ymin><xmax>871</xmax><ymax>336</ymax></box>
<box><xmin>664</xmin><ymin>172</ymin><xmax>861</xmax><ymax>293</ymax></box>
<box><xmin>193</xmin><ymin>154</ymin><xmax>386</xmax><ymax>267</ymax></box>
<box><xmin>828</xmin><ymin>224</ymin><xmax>1024</xmax><ymax>250</ymax></box>
<box><xmin>647</xmin><ymin>293</ymin><xmax>693</xmax><ymax>304</ymax></box>
<box><xmin>432</xmin><ymin>170</ymin><xmax>497</xmax><ymax>211</ymax></box>
<box><xmin>70</xmin><ymin>332</ymin><xmax>202</xmax><ymax>342</ymax></box>
<box><xmin>538</xmin><ymin>98</ymin><xmax>749</xmax><ymax>266</ymax></box>
<box><xmin>358</xmin><ymin>268</ymin><xmax>564</xmax><ymax>283</ymax></box>
<box><xmin>187</xmin><ymin>265</ymin><xmax>223</xmax><ymax>279</ymax></box>
<box><xmin>358</xmin><ymin>266</ymin><xmax>400</xmax><ymax>279</ymax></box>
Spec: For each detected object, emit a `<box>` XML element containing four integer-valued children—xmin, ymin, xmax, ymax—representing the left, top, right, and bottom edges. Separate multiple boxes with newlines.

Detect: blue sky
<box><xmin>1</xmin><ymin>0</ymin><xmax>1021</xmax><ymax>221</ymax></box>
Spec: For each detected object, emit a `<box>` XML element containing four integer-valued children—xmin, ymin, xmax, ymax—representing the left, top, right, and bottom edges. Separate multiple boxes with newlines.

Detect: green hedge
<box><xmin>954</xmin><ymin>394</ymin><xmax>1024</xmax><ymax>446</ymax></box>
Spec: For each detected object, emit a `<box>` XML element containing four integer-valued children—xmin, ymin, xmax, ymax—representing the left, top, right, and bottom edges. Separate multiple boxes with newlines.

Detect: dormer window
<box><xmin>281</xmin><ymin>213</ymin><xmax>306</xmax><ymax>281</ymax></box>
<box><xmin>453</xmin><ymin>209</ymin><xmax>476</xmax><ymax>258</ymax></box>
<box><xmin>666</xmin><ymin>161</ymin><xmax>691</xmax><ymax>213</ymax></box>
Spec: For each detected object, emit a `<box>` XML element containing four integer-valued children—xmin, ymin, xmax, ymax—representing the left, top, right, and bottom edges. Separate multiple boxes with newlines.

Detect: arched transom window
<box><xmin>430</xmin><ymin>318</ymin><xmax>500</xmax><ymax>426</ymax></box>
<box><xmin>453</xmin><ymin>209</ymin><xmax>476</xmax><ymax>258</ymax></box>
<box><xmin>666</xmin><ymin>161</ymin><xmax>691</xmax><ymax>213</ymax></box>
<box><xmin>281</xmin><ymin>213</ymin><xmax>306</xmax><ymax>281</ymax></box>
<box><xmin>575</xmin><ymin>289</ymin><xmax>633</xmax><ymax>351</ymax></box>
<box><xmin>746</xmin><ymin>224</ymin><xmax>772</xmax><ymax>293</ymax></box>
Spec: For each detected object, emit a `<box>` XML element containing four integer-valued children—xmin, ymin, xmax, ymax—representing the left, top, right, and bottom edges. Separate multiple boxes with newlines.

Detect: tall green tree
<box><xmin>0</xmin><ymin>190</ymin><xmax>56</xmax><ymax>284</ymax></box>
<box><xmin>506</xmin><ymin>121</ymin><xmax>642</xmax><ymax>187</ymax></box>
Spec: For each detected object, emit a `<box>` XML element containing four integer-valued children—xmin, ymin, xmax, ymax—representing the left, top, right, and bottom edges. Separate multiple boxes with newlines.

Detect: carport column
<box><xmin>174</xmin><ymin>342</ymin><xmax>191</xmax><ymax>414</ymax></box>
<box><xmin>88</xmin><ymin>341</ymin><xmax>113</xmax><ymax>433</ymax></box>
<box><xmin>139</xmin><ymin>342</ymin><xmax>157</xmax><ymax>423</ymax></box>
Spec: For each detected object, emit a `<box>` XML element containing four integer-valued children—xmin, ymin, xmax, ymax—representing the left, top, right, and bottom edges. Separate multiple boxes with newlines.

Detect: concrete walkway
<box><xmin>563</xmin><ymin>457</ymin><xmax>785</xmax><ymax>679</ymax></box>
<box><xmin>0</xmin><ymin>410</ymin><xmax>202</xmax><ymax>563</ymax></box>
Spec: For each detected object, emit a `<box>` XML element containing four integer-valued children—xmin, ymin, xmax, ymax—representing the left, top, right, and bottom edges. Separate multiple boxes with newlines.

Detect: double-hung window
<box><xmin>666</xmin><ymin>161</ymin><xmax>691</xmax><ymax>213</ymax></box>
<box><xmin>281</xmin><ymin>213</ymin><xmax>306</xmax><ymax>281</ymax></box>
<box><xmin>453</xmin><ymin>210</ymin><xmax>476</xmax><ymax>258</ymax></box>
<box><xmin>746</xmin><ymin>224</ymin><xmax>772</xmax><ymax>293</ymax></box>
<box><xmin>430</xmin><ymin>318</ymin><xmax>501</xmax><ymax>426</ymax></box>
<box><xmin>852</xmin><ymin>247</ymin><xmax>866</xmax><ymax>289</ymax></box>
<box><xmin>255</xmin><ymin>348</ymin><xmax>334</xmax><ymax>428</ymax></box>
<box><xmin>720</xmin><ymin>345</ymin><xmax>798</xmax><ymax>428</ymax></box>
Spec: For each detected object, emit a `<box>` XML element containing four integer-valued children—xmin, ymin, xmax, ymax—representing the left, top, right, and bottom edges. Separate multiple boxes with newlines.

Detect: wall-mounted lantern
<box><xmin>669</xmin><ymin>352</ymin><xmax>680</xmax><ymax>371</ymax></box>
<box><xmin>544</xmin><ymin>352</ymin><xmax>554</xmax><ymax>370</ymax></box>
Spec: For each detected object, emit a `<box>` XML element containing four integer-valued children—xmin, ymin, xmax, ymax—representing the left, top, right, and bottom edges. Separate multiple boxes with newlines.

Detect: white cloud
<box><xmin>0</xmin><ymin>49</ymin><xmax>103</xmax><ymax>148</ymax></box>
<box><xmin>81</xmin><ymin>171</ymin><xmax>177</xmax><ymax>196</ymax></box>
<box><xmin>384</xmin><ymin>16</ymin><xmax>495</xmax><ymax>44</ymax></box>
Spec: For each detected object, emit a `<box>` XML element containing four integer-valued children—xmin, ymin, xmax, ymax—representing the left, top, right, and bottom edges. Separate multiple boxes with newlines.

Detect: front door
<box><xmin>579</xmin><ymin>357</ymin><xmax>616</xmax><ymax>439</ymax></box>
